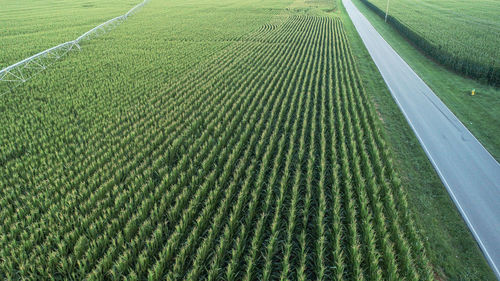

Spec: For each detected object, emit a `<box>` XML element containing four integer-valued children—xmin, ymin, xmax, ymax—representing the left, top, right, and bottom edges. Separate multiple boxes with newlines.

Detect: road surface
<box><xmin>342</xmin><ymin>0</ymin><xmax>500</xmax><ymax>278</ymax></box>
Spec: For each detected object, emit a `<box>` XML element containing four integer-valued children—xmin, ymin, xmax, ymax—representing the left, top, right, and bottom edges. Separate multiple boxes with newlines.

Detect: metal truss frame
<box><xmin>0</xmin><ymin>0</ymin><xmax>149</xmax><ymax>94</ymax></box>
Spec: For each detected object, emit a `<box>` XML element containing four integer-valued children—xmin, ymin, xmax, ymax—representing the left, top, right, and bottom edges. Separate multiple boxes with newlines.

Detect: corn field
<box><xmin>360</xmin><ymin>0</ymin><xmax>500</xmax><ymax>86</ymax></box>
<box><xmin>0</xmin><ymin>4</ymin><xmax>435</xmax><ymax>280</ymax></box>
<box><xmin>0</xmin><ymin>0</ymin><xmax>143</xmax><ymax>68</ymax></box>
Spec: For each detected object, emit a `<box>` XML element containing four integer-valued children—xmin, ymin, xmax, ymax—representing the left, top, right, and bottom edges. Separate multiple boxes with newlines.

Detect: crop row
<box><xmin>0</xmin><ymin>13</ymin><xmax>434</xmax><ymax>280</ymax></box>
<box><xmin>360</xmin><ymin>0</ymin><xmax>500</xmax><ymax>86</ymax></box>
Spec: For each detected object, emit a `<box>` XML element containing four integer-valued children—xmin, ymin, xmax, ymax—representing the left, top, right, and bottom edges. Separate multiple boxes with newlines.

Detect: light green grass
<box><xmin>337</xmin><ymin>0</ymin><xmax>497</xmax><ymax>280</ymax></box>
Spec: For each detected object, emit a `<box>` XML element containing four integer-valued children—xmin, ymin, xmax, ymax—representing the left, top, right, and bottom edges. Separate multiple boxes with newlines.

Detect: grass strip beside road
<box><xmin>336</xmin><ymin>1</ymin><xmax>497</xmax><ymax>280</ymax></box>
<box><xmin>349</xmin><ymin>0</ymin><xmax>500</xmax><ymax>162</ymax></box>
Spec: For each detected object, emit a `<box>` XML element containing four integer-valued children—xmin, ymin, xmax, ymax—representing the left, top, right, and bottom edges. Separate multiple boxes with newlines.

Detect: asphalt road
<box><xmin>342</xmin><ymin>0</ymin><xmax>500</xmax><ymax>278</ymax></box>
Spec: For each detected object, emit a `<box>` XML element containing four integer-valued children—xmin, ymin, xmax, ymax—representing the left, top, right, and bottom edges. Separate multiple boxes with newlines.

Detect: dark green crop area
<box><xmin>0</xmin><ymin>0</ymin><xmax>476</xmax><ymax>280</ymax></box>
<box><xmin>359</xmin><ymin>0</ymin><xmax>500</xmax><ymax>86</ymax></box>
<box><xmin>351</xmin><ymin>0</ymin><xmax>500</xmax><ymax>162</ymax></box>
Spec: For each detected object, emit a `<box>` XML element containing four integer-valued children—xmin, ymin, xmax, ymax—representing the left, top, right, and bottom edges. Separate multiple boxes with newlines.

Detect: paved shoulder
<box><xmin>342</xmin><ymin>0</ymin><xmax>500</xmax><ymax>278</ymax></box>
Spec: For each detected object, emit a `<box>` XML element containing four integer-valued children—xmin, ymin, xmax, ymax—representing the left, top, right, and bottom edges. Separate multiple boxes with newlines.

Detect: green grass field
<box><xmin>0</xmin><ymin>0</ymin><xmax>440</xmax><ymax>279</ymax></box>
<box><xmin>359</xmin><ymin>0</ymin><xmax>500</xmax><ymax>85</ymax></box>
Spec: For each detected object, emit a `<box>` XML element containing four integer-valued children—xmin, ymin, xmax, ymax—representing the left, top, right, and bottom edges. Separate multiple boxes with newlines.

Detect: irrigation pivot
<box><xmin>0</xmin><ymin>0</ymin><xmax>150</xmax><ymax>95</ymax></box>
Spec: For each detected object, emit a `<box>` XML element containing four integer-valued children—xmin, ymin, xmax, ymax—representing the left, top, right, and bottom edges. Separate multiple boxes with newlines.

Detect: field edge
<box><xmin>336</xmin><ymin>1</ymin><xmax>498</xmax><ymax>280</ymax></box>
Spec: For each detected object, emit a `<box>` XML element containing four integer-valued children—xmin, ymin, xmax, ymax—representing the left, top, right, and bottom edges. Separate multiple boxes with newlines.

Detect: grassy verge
<box><xmin>336</xmin><ymin>1</ymin><xmax>497</xmax><ymax>280</ymax></box>
<box><xmin>347</xmin><ymin>0</ymin><xmax>500</xmax><ymax>161</ymax></box>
